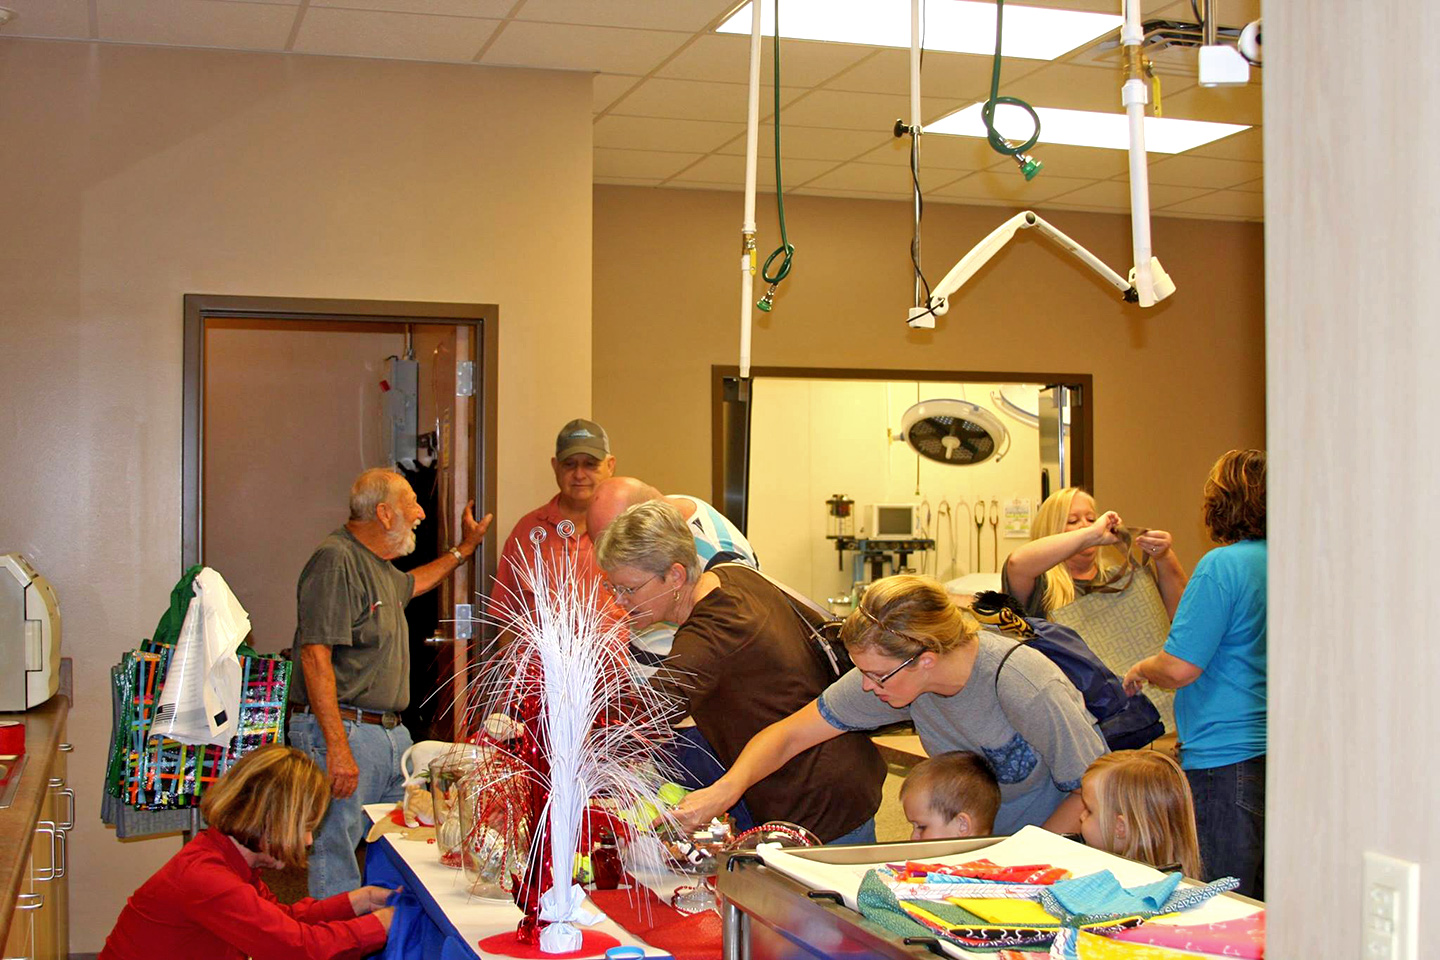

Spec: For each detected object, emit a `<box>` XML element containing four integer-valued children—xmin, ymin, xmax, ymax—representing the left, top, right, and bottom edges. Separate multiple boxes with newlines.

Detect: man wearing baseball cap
<box><xmin>491</xmin><ymin>419</ymin><xmax>617</xmax><ymax>615</ymax></box>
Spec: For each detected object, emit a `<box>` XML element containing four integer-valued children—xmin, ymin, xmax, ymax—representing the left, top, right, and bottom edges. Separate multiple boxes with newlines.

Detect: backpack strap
<box><xmin>711</xmin><ymin>562</ymin><xmax>847</xmax><ymax>677</ymax></box>
<box><xmin>993</xmin><ymin>636</ymin><xmax>1025</xmax><ymax>697</ymax></box>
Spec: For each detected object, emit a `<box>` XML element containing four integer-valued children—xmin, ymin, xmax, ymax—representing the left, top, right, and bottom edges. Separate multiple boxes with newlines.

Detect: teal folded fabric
<box><xmin>1048</xmin><ymin>870</ymin><xmax>1182</xmax><ymax>916</ymax></box>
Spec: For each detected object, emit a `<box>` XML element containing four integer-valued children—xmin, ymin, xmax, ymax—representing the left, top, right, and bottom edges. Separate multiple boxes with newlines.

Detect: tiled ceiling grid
<box><xmin>0</xmin><ymin>0</ymin><xmax>1263</xmax><ymax>220</ymax></box>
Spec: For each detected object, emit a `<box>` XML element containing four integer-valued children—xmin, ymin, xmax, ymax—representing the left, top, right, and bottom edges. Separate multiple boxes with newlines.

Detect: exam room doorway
<box><xmin>182</xmin><ymin>295</ymin><xmax>498</xmax><ymax>741</ymax></box>
<box><xmin>712</xmin><ymin>366</ymin><xmax>1092</xmax><ymax>611</ymax></box>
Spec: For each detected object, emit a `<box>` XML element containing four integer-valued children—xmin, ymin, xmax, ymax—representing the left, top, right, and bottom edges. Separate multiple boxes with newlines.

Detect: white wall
<box><xmin>748</xmin><ymin>379</ymin><xmax>1044</xmax><ymax>602</ymax></box>
<box><xmin>1266</xmin><ymin>1</ymin><xmax>1440</xmax><ymax>956</ymax></box>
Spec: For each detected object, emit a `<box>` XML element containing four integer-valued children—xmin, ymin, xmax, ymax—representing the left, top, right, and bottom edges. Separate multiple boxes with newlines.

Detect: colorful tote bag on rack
<box><xmin>106</xmin><ymin>646</ymin><xmax>290</xmax><ymax>809</ymax></box>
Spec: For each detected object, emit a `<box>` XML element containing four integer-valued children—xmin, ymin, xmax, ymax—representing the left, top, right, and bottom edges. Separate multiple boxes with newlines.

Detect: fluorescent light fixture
<box><xmin>717</xmin><ymin>0</ymin><xmax>1122</xmax><ymax>62</ymax></box>
<box><xmin>930</xmin><ymin>102</ymin><xmax>1250</xmax><ymax>153</ymax></box>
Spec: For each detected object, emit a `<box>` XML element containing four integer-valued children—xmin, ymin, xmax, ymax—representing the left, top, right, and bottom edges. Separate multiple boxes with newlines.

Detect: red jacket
<box><xmin>99</xmin><ymin>828</ymin><xmax>387</xmax><ymax>960</ymax></box>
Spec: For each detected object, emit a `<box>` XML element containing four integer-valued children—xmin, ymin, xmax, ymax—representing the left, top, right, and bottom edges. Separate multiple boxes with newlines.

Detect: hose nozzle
<box><xmin>1014</xmin><ymin>151</ymin><xmax>1043</xmax><ymax>181</ymax></box>
<box><xmin>756</xmin><ymin>283</ymin><xmax>778</xmax><ymax>312</ymax></box>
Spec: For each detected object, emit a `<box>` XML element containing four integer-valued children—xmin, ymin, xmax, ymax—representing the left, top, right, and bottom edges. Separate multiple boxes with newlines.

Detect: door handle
<box><xmin>50</xmin><ymin>783</ymin><xmax>75</xmax><ymax>831</ymax></box>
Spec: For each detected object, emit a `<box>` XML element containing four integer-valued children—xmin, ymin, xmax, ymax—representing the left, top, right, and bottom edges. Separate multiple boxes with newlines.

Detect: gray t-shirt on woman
<box><xmin>817</xmin><ymin>631</ymin><xmax>1106</xmax><ymax>834</ymax></box>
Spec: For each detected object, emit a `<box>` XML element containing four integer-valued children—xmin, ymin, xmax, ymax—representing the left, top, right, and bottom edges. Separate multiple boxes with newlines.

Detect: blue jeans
<box><xmin>670</xmin><ymin>726</ymin><xmax>756</xmax><ymax>833</ymax></box>
<box><xmin>289</xmin><ymin>712</ymin><xmax>412</xmax><ymax>899</ymax></box>
<box><xmin>830</xmin><ymin>818</ymin><xmax>877</xmax><ymax>845</ymax></box>
<box><xmin>1186</xmin><ymin>754</ymin><xmax>1264</xmax><ymax>899</ymax></box>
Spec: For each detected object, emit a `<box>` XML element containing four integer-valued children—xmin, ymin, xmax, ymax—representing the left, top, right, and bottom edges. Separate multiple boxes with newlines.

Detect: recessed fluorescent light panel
<box><xmin>717</xmin><ymin>0</ymin><xmax>1122</xmax><ymax>62</ymax></box>
<box><xmin>930</xmin><ymin>102</ymin><xmax>1250</xmax><ymax>153</ymax></box>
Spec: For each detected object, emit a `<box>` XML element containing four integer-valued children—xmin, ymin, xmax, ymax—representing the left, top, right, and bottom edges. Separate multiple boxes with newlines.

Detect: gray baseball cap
<box><xmin>555</xmin><ymin>419</ymin><xmax>611</xmax><ymax>461</ymax></box>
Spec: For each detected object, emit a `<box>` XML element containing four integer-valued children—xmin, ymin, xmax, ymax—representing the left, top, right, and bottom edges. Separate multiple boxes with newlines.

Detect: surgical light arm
<box><xmin>907</xmin><ymin>210</ymin><xmax>1174</xmax><ymax>329</ymax></box>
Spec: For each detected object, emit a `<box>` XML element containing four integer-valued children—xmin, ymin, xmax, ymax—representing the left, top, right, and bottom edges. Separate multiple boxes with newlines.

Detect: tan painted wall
<box><xmin>1266</xmin><ymin>0</ymin><xmax>1440</xmax><ymax>954</ymax></box>
<box><xmin>593</xmin><ymin>185</ymin><xmax>1266</xmax><ymax>572</ymax></box>
<box><xmin>0</xmin><ymin>39</ymin><xmax>592</xmax><ymax>950</ymax></box>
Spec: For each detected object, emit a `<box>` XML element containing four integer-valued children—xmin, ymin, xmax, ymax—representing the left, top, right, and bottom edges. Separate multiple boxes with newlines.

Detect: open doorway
<box><xmin>182</xmin><ymin>295</ymin><xmax>498</xmax><ymax>740</ymax></box>
<box><xmin>713</xmin><ymin>366</ymin><xmax>1092</xmax><ymax>611</ymax></box>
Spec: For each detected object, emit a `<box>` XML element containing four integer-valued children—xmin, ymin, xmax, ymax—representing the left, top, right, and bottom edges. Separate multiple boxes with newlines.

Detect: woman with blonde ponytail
<box><xmin>670</xmin><ymin>575</ymin><xmax>1108</xmax><ymax>836</ymax></box>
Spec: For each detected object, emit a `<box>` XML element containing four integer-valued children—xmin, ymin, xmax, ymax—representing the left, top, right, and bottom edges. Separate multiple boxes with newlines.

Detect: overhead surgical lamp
<box><xmin>905</xmin><ymin>210</ymin><xmax>1175</xmax><ymax>329</ymax></box>
<box><xmin>898</xmin><ymin>399</ymin><xmax>1010</xmax><ymax>466</ymax></box>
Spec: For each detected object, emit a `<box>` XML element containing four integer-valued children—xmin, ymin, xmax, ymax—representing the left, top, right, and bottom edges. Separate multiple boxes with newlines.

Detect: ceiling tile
<box><xmin>856</xmin><ymin>132</ymin><xmax>996</xmax><ymax>172</ymax></box>
<box><xmin>1149</xmin><ymin>0</ymin><xmax>1262</xmax><ymax>22</ymax></box>
<box><xmin>1232</xmin><ymin>176</ymin><xmax>1264</xmax><ymax>194</ymax></box>
<box><xmin>1038</xmin><ymin>178</ymin><xmax>1211</xmax><ymax>208</ymax></box>
<box><xmin>1159</xmin><ymin>189</ymin><xmax>1264</xmax><ymax>219</ymax></box>
<box><xmin>984</xmin><ymin>142</ymin><xmax>1130</xmax><ymax>180</ymax></box>
<box><xmin>97</xmin><ymin>0</ymin><xmax>294</xmax><ymax>49</ymax></box>
<box><xmin>608</xmin><ymin>77</ymin><xmax>806</xmax><ymax>123</ymax></box>
<box><xmin>481</xmin><ymin>21</ymin><xmax>689</xmax><ymax>75</ymax></box>
<box><xmin>668</xmin><ymin>153</ymin><xmax>839</xmax><ymax>187</ymax></box>
<box><xmin>657</xmin><ymin>34</ymin><xmax>875</xmax><ymax>88</ymax></box>
<box><xmin>0</xmin><ymin>0</ymin><xmax>92</xmax><ymax>37</ymax></box>
<box><xmin>801</xmin><ymin>161</ymin><xmax>926</xmax><ymax>194</ymax></box>
<box><xmin>309</xmin><ymin>0</ymin><xmax>511</xmax><ymax>15</ymax></box>
<box><xmin>594</xmin><ymin>114</ymin><xmax>746</xmax><ymax>153</ymax></box>
<box><xmin>933</xmin><ymin>170</ymin><xmax>1097</xmax><ymax>204</ymax></box>
<box><xmin>1162</xmin><ymin>81</ymin><xmax>1262</xmax><ymax>125</ymax></box>
<box><xmin>716</xmin><ymin>125</ymin><xmax>888</xmax><ymax>162</ymax></box>
<box><xmin>292</xmin><ymin>7</ymin><xmax>499</xmax><ymax>60</ymax></box>
<box><xmin>820</xmin><ymin>48</ymin><xmax>1036</xmax><ymax>102</ymax></box>
<box><xmin>516</xmin><ymin>0</ymin><xmax>722</xmax><ymax>33</ymax></box>
<box><xmin>781</xmin><ymin>89</ymin><xmax>959</xmax><ymax>131</ymax></box>
<box><xmin>593</xmin><ymin>74</ymin><xmax>642</xmax><ymax>112</ymax></box>
<box><xmin>1146</xmin><ymin>154</ymin><xmax>1263</xmax><ymax>189</ymax></box>
<box><xmin>593</xmin><ymin>148</ymin><xmax>705</xmax><ymax>180</ymax></box>
<box><xmin>1183</xmin><ymin>124</ymin><xmax>1262</xmax><ymax>161</ymax></box>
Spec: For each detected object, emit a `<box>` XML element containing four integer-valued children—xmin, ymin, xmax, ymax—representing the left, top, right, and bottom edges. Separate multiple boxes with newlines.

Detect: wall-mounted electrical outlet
<box><xmin>1362</xmin><ymin>851</ymin><xmax>1419</xmax><ymax>960</ymax></box>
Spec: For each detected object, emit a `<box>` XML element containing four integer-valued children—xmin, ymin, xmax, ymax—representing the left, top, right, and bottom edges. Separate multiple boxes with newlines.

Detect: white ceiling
<box><xmin>0</xmin><ymin>0</ymin><xmax>1264</xmax><ymax>221</ymax></box>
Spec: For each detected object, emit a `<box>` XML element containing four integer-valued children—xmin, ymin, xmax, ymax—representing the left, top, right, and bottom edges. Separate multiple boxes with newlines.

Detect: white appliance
<box><xmin>869</xmin><ymin>504</ymin><xmax>918</xmax><ymax>541</ymax></box>
<box><xmin>0</xmin><ymin>553</ymin><xmax>62</xmax><ymax>711</ymax></box>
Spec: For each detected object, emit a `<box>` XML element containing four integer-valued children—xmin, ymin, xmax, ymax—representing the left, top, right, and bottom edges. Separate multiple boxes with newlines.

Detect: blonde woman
<box><xmin>1078</xmin><ymin>750</ymin><xmax>1202</xmax><ymax>878</ymax></box>
<box><xmin>1002</xmin><ymin>487</ymin><xmax>1188</xmax><ymax>620</ymax></box>
<box><xmin>101</xmin><ymin>746</ymin><xmax>392</xmax><ymax>960</ymax></box>
<box><xmin>670</xmin><ymin>575</ymin><xmax>1107</xmax><ymax>836</ymax></box>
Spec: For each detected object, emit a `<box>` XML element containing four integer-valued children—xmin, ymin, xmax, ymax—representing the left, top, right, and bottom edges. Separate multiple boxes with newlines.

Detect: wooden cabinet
<box><xmin>1</xmin><ymin>686</ymin><xmax>71</xmax><ymax>960</ymax></box>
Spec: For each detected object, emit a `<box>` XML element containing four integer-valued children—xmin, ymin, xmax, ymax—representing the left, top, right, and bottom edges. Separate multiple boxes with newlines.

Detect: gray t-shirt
<box><xmin>817</xmin><ymin>630</ymin><xmax>1106</xmax><ymax>834</ymax></box>
<box><xmin>290</xmin><ymin>526</ymin><xmax>414</xmax><ymax>712</ymax></box>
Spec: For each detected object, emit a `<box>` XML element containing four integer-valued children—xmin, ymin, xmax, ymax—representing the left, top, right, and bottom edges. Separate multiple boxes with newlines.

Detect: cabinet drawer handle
<box><xmin>15</xmin><ymin>891</ymin><xmax>43</xmax><ymax>910</ymax></box>
<box><xmin>58</xmin><ymin>743</ymin><xmax>73</xmax><ymax>752</ymax></box>
<box><xmin>33</xmin><ymin>821</ymin><xmax>57</xmax><ymax>882</ymax></box>
<box><xmin>57</xmin><ymin>787</ymin><xmax>75</xmax><ymax>831</ymax></box>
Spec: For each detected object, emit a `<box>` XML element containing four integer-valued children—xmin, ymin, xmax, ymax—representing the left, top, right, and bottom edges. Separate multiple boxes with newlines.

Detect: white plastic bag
<box><xmin>150</xmin><ymin>568</ymin><xmax>251</xmax><ymax>746</ymax></box>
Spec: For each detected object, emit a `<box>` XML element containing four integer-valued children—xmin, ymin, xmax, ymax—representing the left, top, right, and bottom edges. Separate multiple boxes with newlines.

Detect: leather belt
<box><xmin>293</xmin><ymin>703</ymin><xmax>402</xmax><ymax>729</ymax></box>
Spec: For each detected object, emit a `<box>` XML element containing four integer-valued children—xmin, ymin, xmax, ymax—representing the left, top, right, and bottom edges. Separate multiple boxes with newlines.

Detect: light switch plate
<box><xmin>1362</xmin><ymin>850</ymin><xmax>1419</xmax><ymax>960</ymax></box>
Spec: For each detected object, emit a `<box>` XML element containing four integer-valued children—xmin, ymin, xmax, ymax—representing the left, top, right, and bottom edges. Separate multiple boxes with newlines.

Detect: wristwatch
<box><xmin>449</xmin><ymin>546</ymin><xmax>466</xmax><ymax>563</ymax></box>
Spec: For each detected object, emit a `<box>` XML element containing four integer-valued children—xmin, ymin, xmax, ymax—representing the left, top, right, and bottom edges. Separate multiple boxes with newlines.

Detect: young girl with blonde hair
<box><xmin>1078</xmin><ymin>749</ymin><xmax>1202</xmax><ymax>879</ymax></box>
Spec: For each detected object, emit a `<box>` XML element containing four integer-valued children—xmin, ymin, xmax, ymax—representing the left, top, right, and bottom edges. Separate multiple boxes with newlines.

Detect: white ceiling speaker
<box><xmin>898</xmin><ymin>399</ymin><xmax>1010</xmax><ymax>466</ymax></box>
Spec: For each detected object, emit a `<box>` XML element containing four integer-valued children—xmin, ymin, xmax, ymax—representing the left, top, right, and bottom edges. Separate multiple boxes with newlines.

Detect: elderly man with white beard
<box><xmin>288</xmin><ymin>467</ymin><xmax>491</xmax><ymax>898</ymax></box>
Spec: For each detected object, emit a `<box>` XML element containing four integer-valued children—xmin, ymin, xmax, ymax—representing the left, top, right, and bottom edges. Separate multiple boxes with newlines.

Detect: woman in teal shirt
<box><xmin>1125</xmin><ymin>449</ymin><xmax>1267</xmax><ymax>899</ymax></box>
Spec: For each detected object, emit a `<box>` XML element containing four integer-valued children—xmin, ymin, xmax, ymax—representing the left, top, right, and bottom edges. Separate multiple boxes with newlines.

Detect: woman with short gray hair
<box><xmin>596</xmin><ymin>501</ymin><xmax>884</xmax><ymax>844</ymax></box>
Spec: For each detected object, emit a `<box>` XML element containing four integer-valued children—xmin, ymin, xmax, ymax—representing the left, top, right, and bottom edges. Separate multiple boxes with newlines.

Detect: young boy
<box><xmin>899</xmin><ymin>751</ymin><xmax>1001</xmax><ymax>839</ymax></box>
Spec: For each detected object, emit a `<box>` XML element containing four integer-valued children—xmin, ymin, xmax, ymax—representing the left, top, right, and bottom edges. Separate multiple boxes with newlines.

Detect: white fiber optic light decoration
<box><xmin>930</xmin><ymin>102</ymin><xmax>1250</xmax><ymax>153</ymax></box>
<box><xmin>717</xmin><ymin>0</ymin><xmax>1122</xmax><ymax>62</ymax></box>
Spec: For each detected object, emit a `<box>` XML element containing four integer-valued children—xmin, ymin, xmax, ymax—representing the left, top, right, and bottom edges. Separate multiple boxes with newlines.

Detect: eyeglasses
<box><xmin>859</xmin><ymin>651</ymin><xmax>920</xmax><ymax>687</ymax></box>
<box><xmin>603</xmin><ymin>574</ymin><xmax>659</xmax><ymax>600</ymax></box>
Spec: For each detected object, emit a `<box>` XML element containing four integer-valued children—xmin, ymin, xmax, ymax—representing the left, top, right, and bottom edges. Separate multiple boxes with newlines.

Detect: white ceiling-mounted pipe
<box><xmin>909</xmin><ymin>0</ymin><xmax>923</xmax><ymax>309</ymax></box>
<box><xmin>737</xmin><ymin>0</ymin><xmax>763</xmax><ymax>380</ymax></box>
<box><xmin>1121</xmin><ymin>0</ymin><xmax>1158</xmax><ymax>306</ymax></box>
